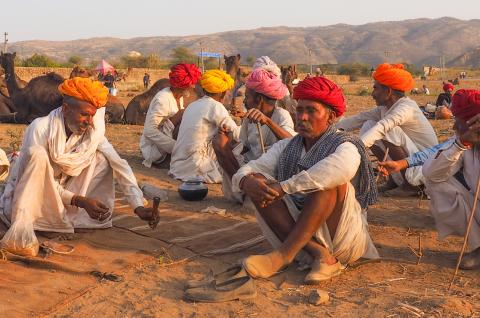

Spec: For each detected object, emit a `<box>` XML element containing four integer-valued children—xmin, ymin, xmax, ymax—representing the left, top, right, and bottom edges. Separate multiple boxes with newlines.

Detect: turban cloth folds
<box><xmin>200</xmin><ymin>70</ymin><xmax>234</xmax><ymax>94</ymax></box>
<box><xmin>246</xmin><ymin>69</ymin><xmax>288</xmax><ymax>100</ymax></box>
<box><xmin>58</xmin><ymin>77</ymin><xmax>108</xmax><ymax>108</ymax></box>
<box><xmin>169</xmin><ymin>63</ymin><xmax>201</xmax><ymax>89</ymax></box>
<box><xmin>293</xmin><ymin>76</ymin><xmax>346</xmax><ymax>117</ymax></box>
<box><xmin>451</xmin><ymin>89</ymin><xmax>480</xmax><ymax>121</ymax></box>
<box><xmin>372</xmin><ymin>63</ymin><xmax>414</xmax><ymax>92</ymax></box>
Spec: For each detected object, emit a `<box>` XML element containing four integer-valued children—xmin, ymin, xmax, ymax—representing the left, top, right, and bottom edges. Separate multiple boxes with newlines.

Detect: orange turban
<box><xmin>58</xmin><ymin>77</ymin><xmax>108</xmax><ymax>108</ymax></box>
<box><xmin>372</xmin><ymin>63</ymin><xmax>414</xmax><ymax>92</ymax></box>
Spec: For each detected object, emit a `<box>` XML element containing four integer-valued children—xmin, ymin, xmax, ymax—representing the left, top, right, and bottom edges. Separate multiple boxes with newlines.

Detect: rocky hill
<box><xmin>8</xmin><ymin>17</ymin><xmax>480</xmax><ymax>66</ymax></box>
<box><xmin>448</xmin><ymin>47</ymin><xmax>480</xmax><ymax>68</ymax></box>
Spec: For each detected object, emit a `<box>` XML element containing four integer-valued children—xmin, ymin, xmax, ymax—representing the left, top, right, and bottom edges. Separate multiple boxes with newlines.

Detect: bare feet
<box><xmin>242</xmin><ymin>250</ymin><xmax>289</xmax><ymax>278</ymax></box>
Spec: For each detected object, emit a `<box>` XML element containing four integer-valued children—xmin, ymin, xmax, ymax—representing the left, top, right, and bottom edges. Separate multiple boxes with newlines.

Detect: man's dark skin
<box><xmin>62</xmin><ymin>96</ymin><xmax>155</xmax><ymax>223</ymax></box>
<box><xmin>213</xmin><ymin>88</ymin><xmax>293</xmax><ymax>179</ymax></box>
<box><xmin>239</xmin><ymin>99</ymin><xmax>347</xmax><ymax>278</ymax></box>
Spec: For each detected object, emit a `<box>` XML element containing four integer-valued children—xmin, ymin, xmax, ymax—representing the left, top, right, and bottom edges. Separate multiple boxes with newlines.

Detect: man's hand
<box><xmin>377</xmin><ymin>159</ymin><xmax>409</xmax><ymax>176</ymax></box>
<box><xmin>456</xmin><ymin>114</ymin><xmax>480</xmax><ymax>145</ymax></box>
<box><xmin>134</xmin><ymin>206</ymin><xmax>155</xmax><ymax>222</ymax></box>
<box><xmin>245</xmin><ymin>109</ymin><xmax>270</xmax><ymax>125</ymax></box>
<box><xmin>74</xmin><ymin>196</ymin><xmax>110</xmax><ymax>221</ymax></box>
<box><xmin>241</xmin><ymin>174</ymin><xmax>281</xmax><ymax>208</ymax></box>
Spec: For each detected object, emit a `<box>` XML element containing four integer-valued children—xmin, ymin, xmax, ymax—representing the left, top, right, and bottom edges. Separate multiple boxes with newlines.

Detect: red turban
<box><xmin>451</xmin><ymin>89</ymin><xmax>480</xmax><ymax>121</ymax></box>
<box><xmin>372</xmin><ymin>63</ymin><xmax>414</xmax><ymax>92</ymax></box>
<box><xmin>169</xmin><ymin>63</ymin><xmax>201</xmax><ymax>89</ymax></box>
<box><xmin>443</xmin><ymin>83</ymin><xmax>454</xmax><ymax>92</ymax></box>
<box><xmin>293</xmin><ymin>76</ymin><xmax>346</xmax><ymax>117</ymax></box>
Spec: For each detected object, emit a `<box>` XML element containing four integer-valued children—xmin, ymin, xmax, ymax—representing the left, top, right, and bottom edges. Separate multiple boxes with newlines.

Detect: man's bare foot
<box><xmin>242</xmin><ymin>250</ymin><xmax>289</xmax><ymax>279</ymax></box>
<box><xmin>36</xmin><ymin>231</ymin><xmax>75</xmax><ymax>241</ymax></box>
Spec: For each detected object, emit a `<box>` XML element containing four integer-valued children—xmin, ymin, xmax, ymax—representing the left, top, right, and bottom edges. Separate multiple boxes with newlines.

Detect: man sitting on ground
<box><xmin>232</xmin><ymin>77</ymin><xmax>379</xmax><ymax>284</ymax></box>
<box><xmin>436</xmin><ymin>82</ymin><xmax>454</xmax><ymax>107</ymax></box>
<box><xmin>337</xmin><ymin>63</ymin><xmax>438</xmax><ymax>196</ymax></box>
<box><xmin>214</xmin><ymin>68</ymin><xmax>296</xmax><ymax>202</ymax></box>
<box><xmin>0</xmin><ymin>77</ymin><xmax>154</xmax><ymax>236</ymax></box>
<box><xmin>423</xmin><ymin>89</ymin><xmax>480</xmax><ymax>270</ymax></box>
<box><xmin>169</xmin><ymin>70</ymin><xmax>239</xmax><ymax>183</ymax></box>
<box><xmin>140</xmin><ymin>64</ymin><xmax>201</xmax><ymax>168</ymax></box>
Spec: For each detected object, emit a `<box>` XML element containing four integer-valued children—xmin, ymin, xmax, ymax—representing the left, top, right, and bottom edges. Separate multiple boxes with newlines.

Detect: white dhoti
<box><xmin>361</xmin><ymin>120</ymin><xmax>424</xmax><ymax>186</ymax></box>
<box><xmin>0</xmin><ymin>146</ymin><xmax>114</xmax><ymax>233</ymax></box>
<box><xmin>425</xmin><ymin>176</ymin><xmax>480</xmax><ymax>251</ymax></box>
<box><xmin>254</xmin><ymin>182</ymin><xmax>379</xmax><ymax>265</ymax></box>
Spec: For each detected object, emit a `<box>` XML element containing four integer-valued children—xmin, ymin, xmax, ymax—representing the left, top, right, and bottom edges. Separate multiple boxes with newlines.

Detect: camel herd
<box><xmin>0</xmin><ymin>52</ymin><xmax>297</xmax><ymax>126</ymax></box>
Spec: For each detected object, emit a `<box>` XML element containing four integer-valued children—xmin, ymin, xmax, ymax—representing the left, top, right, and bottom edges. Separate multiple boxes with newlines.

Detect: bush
<box><xmin>357</xmin><ymin>87</ymin><xmax>370</xmax><ymax>96</ymax></box>
<box><xmin>337</xmin><ymin>63</ymin><xmax>371</xmax><ymax>77</ymax></box>
<box><xmin>170</xmin><ymin>47</ymin><xmax>197</xmax><ymax>66</ymax></box>
<box><xmin>68</xmin><ymin>55</ymin><xmax>83</xmax><ymax>66</ymax></box>
<box><xmin>21</xmin><ymin>54</ymin><xmax>60</xmax><ymax>67</ymax></box>
<box><xmin>115</xmin><ymin>54</ymin><xmax>165</xmax><ymax>69</ymax></box>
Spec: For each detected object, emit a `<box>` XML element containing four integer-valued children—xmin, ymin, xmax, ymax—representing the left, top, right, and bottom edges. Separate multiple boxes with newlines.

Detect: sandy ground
<box><xmin>0</xmin><ymin>78</ymin><xmax>479</xmax><ymax>318</ymax></box>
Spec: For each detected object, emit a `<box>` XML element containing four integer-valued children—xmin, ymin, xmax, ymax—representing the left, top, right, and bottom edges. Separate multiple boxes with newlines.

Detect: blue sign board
<box><xmin>197</xmin><ymin>52</ymin><xmax>222</xmax><ymax>58</ymax></box>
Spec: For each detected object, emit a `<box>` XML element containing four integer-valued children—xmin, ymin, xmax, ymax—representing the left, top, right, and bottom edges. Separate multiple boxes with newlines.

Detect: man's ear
<box><xmin>328</xmin><ymin>109</ymin><xmax>337</xmax><ymax>124</ymax></box>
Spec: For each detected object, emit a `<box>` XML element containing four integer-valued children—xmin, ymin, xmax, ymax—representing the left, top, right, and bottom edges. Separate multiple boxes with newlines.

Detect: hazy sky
<box><xmin>1</xmin><ymin>0</ymin><xmax>479</xmax><ymax>42</ymax></box>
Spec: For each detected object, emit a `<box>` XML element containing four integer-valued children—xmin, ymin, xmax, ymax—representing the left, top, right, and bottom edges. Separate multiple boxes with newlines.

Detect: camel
<box><xmin>69</xmin><ymin>66</ymin><xmax>92</xmax><ymax>79</ymax></box>
<box><xmin>124</xmin><ymin>79</ymin><xmax>203</xmax><ymax>125</ymax></box>
<box><xmin>280</xmin><ymin>65</ymin><xmax>298</xmax><ymax>86</ymax></box>
<box><xmin>224</xmin><ymin>54</ymin><xmax>244</xmax><ymax>109</ymax></box>
<box><xmin>0</xmin><ymin>52</ymin><xmax>64</xmax><ymax>123</ymax></box>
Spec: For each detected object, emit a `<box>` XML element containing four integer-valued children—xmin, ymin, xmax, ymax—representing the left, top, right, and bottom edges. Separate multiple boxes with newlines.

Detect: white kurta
<box><xmin>423</xmin><ymin>141</ymin><xmax>480</xmax><ymax>251</ymax></box>
<box><xmin>0</xmin><ymin>108</ymin><xmax>145</xmax><ymax>233</ymax></box>
<box><xmin>337</xmin><ymin>97</ymin><xmax>438</xmax><ymax>186</ymax></box>
<box><xmin>140</xmin><ymin>87</ymin><xmax>184</xmax><ymax>167</ymax></box>
<box><xmin>169</xmin><ymin>96</ymin><xmax>240</xmax><ymax>183</ymax></box>
<box><xmin>231</xmin><ymin>138</ymin><xmax>379</xmax><ymax>265</ymax></box>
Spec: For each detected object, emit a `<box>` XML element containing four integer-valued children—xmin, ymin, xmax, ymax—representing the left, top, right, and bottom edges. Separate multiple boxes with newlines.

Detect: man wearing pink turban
<box><xmin>213</xmin><ymin>68</ymin><xmax>296</xmax><ymax>203</ymax></box>
<box><xmin>423</xmin><ymin>89</ymin><xmax>480</xmax><ymax>270</ymax></box>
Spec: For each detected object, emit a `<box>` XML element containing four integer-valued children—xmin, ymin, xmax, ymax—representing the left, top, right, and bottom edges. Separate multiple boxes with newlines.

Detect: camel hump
<box><xmin>46</xmin><ymin>72</ymin><xmax>65</xmax><ymax>83</ymax></box>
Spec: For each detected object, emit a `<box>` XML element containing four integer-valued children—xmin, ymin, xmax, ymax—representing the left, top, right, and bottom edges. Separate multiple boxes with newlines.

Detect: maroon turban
<box><xmin>169</xmin><ymin>63</ymin><xmax>201</xmax><ymax>89</ymax></box>
<box><xmin>451</xmin><ymin>89</ymin><xmax>480</xmax><ymax>121</ymax></box>
<box><xmin>293</xmin><ymin>76</ymin><xmax>346</xmax><ymax>117</ymax></box>
<box><xmin>443</xmin><ymin>83</ymin><xmax>454</xmax><ymax>92</ymax></box>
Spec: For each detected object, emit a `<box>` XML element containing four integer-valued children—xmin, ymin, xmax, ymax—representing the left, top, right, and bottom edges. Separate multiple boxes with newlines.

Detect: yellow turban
<box><xmin>200</xmin><ymin>70</ymin><xmax>234</xmax><ymax>94</ymax></box>
<box><xmin>58</xmin><ymin>77</ymin><xmax>109</xmax><ymax>108</ymax></box>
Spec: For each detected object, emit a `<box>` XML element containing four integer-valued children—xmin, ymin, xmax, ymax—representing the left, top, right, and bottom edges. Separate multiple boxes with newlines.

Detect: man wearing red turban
<box><xmin>141</xmin><ymin>63</ymin><xmax>202</xmax><ymax>168</ymax></box>
<box><xmin>228</xmin><ymin>76</ymin><xmax>378</xmax><ymax>284</ymax></box>
<box><xmin>436</xmin><ymin>82</ymin><xmax>455</xmax><ymax>107</ymax></box>
<box><xmin>338</xmin><ymin>63</ymin><xmax>438</xmax><ymax>197</ymax></box>
<box><xmin>423</xmin><ymin>89</ymin><xmax>480</xmax><ymax>270</ymax></box>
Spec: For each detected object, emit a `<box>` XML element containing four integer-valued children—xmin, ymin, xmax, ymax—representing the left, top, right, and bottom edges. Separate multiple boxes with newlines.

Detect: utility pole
<box><xmin>308</xmin><ymin>49</ymin><xmax>313</xmax><ymax>74</ymax></box>
<box><xmin>199</xmin><ymin>41</ymin><xmax>205</xmax><ymax>73</ymax></box>
<box><xmin>384</xmin><ymin>50</ymin><xmax>390</xmax><ymax>62</ymax></box>
<box><xmin>3</xmin><ymin>32</ymin><xmax>8</xmax><ymax>53</ymax></box>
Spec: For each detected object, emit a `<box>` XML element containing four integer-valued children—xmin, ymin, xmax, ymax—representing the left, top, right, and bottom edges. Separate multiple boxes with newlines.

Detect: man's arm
<box><xmin>280</xmin><ymin>142</ymin><xmax>361</xmax><ymax>194</ymax></box>
<box><xmin>422</xmin><ymin>141</ymin><xmax>464</xmax><ymax>183</ymax></box>
<box><xmin>143</xmin><ymin>95</ymin><xmax>177</xmax><ymax>153</ymax></box>
<box><xmin>336</xmin><ymin>107</ymin><xmax>382</xmax><ymax>131</ymax></box>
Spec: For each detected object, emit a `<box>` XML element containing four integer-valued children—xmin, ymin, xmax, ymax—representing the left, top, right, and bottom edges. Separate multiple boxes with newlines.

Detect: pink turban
<box><xmin>245</xmin><ymin>69</ymin><xmax>288</xmax><ymax>100</ymax></box>
<box><xmin>443</xmin><ymin>83</ymin><xmax>454</xmax><ymax>92</ymax></box>
<box><xmin>293</xmin><ymin>76</ymin><xmax>346</xmax><ymax>117</ymax></box>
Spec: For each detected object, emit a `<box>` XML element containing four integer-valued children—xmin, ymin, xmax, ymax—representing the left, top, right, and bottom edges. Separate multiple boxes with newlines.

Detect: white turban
<box><xmin>252</xmin><ymin>56</ymin><xmax>281</xmax><ymax>79</ymax></box>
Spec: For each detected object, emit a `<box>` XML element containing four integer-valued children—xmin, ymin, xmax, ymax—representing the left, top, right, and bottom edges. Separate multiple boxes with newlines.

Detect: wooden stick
<box><xmin>448</xmin><ymin>170</ymin><xmax>480</xmax><ymax>291</ymax></box>
<box><xmin>376</xmin><ymin>147</ymin><xmax>390</xmax><ymax>182</ymax></box>
<box><xmin>256</xmin><ymin>122</ymin><xmax>266</xmax><ymax>154</ymax></box>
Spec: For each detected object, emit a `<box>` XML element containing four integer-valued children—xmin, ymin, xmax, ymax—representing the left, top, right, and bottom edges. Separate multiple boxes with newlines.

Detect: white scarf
<box><xmin>47</xmin><ymin>107</ymin><xmax>105</xmax><ymax>176</ymax></box>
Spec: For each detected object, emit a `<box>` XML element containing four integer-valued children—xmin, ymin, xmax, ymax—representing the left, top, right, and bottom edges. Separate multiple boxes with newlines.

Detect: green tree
<box><xmin>144</xmin><ymin>54</ymin><xmax>164</xmax><ymax>69</ymax></box>
<box><xmin>170</xmin><ymin>47</ymin><xmax>197</xmax><ymax>65</ymax></box>
<box><xmin>246</xmin><ymin>55</ymin><xmax>255</xmax><ymax>65</ymax></box>
<box><xmin>337</xmin><ymin>63</ymin><xmax>371</xmax><ymax>77</ymax></box>
<box><xmin>22</xmin><ymin>54</ymin><xmax>59</xmax><ymax>67</ymax></box>
<box><xmin>68</xmin><ymin>55</ymin><xmax>83</xmax><ymax>66</ymax></box>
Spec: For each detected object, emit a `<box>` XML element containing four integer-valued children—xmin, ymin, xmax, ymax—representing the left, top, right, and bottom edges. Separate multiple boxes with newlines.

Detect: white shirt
<box><xmin>140</xmin><ymin>87</ymin><xmax>183</xmax><ymax>166</ymax></box>
<box><xmin>337</xmin><ymin>97</ymin><xmax>438</xmax><ymax>150</ymax></box>
<box><xmin>232</xmin><ymin>137</ymin><xmax>361</xmax><ymax>195</ymax></box>
<box><xmin>239</xmin><ymin>107</ymin><xmax>296</xmax><ymax>162</ymax></box>
<box><xmin>169</xmin><ymin>96</ymin><xmax>240</xmax><ymax>183</ymax></box>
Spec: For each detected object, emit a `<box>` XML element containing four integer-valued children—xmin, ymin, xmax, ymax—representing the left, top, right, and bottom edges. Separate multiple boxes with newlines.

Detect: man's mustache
<box><xmin>296</xmin><ymin>120</ymin><xmax>312</xmax><ymax>130</ymax></box>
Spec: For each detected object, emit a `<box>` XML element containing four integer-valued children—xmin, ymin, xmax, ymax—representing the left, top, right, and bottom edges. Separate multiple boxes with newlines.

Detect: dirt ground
<box><xmin>0</xmin><ymin>78</ymin><xmax>479</xmax><ymax>318</ymax></box>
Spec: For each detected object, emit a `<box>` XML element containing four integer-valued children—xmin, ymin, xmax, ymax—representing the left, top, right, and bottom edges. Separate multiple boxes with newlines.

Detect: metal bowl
<box><xmin>178</xmin><ymin>179</ymin><xmax>208</xmax><ymax>201</ymax></box>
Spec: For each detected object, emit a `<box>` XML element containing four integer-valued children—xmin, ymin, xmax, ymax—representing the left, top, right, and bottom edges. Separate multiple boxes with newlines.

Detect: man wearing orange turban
<box><xmin>423</xmin><ymin>89</ymin><xmax>480</xmax><ymax>270</ymax></box>
<box><xmin>169</xmin><ymin>70</ymin><xmax>241</xmax><ymax>183</ymax></box>
<box><xmin>140</xmin><ymin>63</ymin><xmax>202</xmax><ymax>168</ymax></box>
<box><xmin>337</xmin><ymin>63</ymin><xmax>438</xmax><ymax>197</ymax></box>
<box><xmin>0</xmin><ymin>78</ymin><xmax>155</xmax><ymax>252</ymax></box>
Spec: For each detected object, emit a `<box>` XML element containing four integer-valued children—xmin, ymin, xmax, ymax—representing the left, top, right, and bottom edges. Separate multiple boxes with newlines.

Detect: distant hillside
<box><xmin>8</xmin><ymin>17</ymin><xmax>480</xmax><ymax>66</ymax></box>
<box><xmin>448</xmin><ymin>47</ymin><xmax>480</xmax><ymax>68</ymax></box>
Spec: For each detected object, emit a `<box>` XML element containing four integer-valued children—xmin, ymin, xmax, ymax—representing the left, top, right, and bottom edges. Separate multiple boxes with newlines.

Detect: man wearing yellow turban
<box><xmin>0</xmin><ymin>78</ymin><xmax>155</xmax><ymax>251</ymax></box>
<box><xmin>169</xmin><ymin>70</ymin><xmax>240</xmax><ymax>183</ymax></box>
<box><xmin>337</xmin><ymin>63</ymin><xmax>438</xmax><ymax>197</ymax></box>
